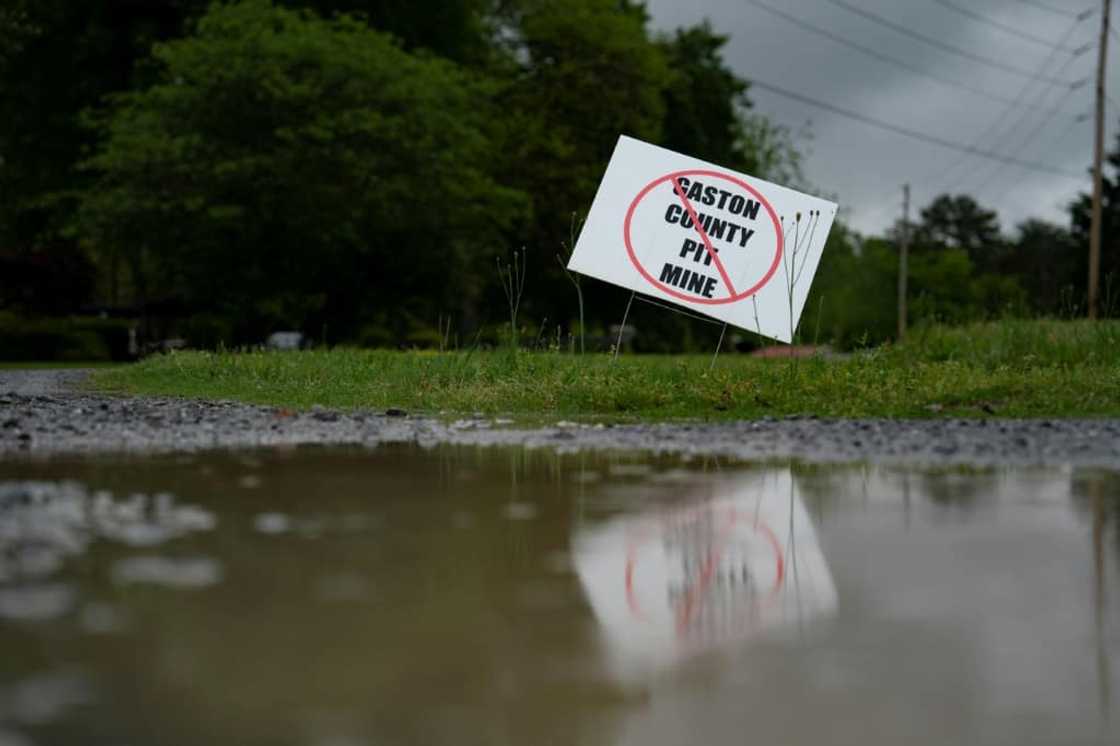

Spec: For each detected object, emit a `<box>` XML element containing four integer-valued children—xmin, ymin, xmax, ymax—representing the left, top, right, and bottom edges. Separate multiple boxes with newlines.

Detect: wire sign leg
<box><xmin>613</xmin><ymin>291</ymin><xmax>636</xmax><ymax>362</ymax></box>
<box><xmin>710</xmin><ymin>322</ymin><xmax>728</xmax><ymax>371</ymax></box>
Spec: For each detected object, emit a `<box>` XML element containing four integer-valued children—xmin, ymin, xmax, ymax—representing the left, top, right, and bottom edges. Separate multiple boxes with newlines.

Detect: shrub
<box><xmin>0</xmin><ymin>314</ymin><xmax>129</xmax><ymax>361</ymax></box>
<box><xmin>73</xmin><ymin>0</ymin><xmax>525</xmax><ymax>340</ymax></box>
<box><xmin>182</xmin><ymin>313</ymin><xmax>234</xmax><ymax>350</ymax></box>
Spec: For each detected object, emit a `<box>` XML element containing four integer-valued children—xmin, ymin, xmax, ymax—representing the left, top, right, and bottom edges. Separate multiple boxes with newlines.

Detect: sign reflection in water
<box><xmin>574</xmin><ymin>469</ymin><xmax>836</xmax><ymax>679</ymax></box>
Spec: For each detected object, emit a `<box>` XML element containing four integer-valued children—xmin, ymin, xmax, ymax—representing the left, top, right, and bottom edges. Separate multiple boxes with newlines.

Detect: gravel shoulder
<box><xmin>3</xmin><ymin>369</ymin><xmax>1120</xmax><ymax>467</ymax></box>
<box><xmin>0</xmin><ymin>368</ymin><xmax>96</xmax><ymax>396</ymax></box>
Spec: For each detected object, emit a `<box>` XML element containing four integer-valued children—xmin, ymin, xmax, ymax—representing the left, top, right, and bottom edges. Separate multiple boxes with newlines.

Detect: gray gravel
<box><xmin>2</xmin><ymin>369</ymin><xmax>1119</xmax><ymax>467</ymax></box>
<box><xmin>0</xmin><ymin>368</ymin><xmax>94</xmax><ymax>396</ymax></box>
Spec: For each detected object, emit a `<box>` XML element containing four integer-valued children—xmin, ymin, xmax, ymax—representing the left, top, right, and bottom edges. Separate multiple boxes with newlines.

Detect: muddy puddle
<box><xmin>1</xmin><ymin>445</ymin><xmax>1118</xmax><ymax>745</ymax></box>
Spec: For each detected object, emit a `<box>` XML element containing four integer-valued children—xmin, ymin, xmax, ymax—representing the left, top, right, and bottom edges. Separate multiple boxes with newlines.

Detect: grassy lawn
<box><xmin>90</xmin><ymin>320</ymin><xmax>1120</xmax><ymax>420</ymax></box>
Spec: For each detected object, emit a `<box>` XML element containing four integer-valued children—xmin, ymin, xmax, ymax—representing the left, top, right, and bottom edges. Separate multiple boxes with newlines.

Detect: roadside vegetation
<box><xmin>92</xmin><ymin>320</ymin><xmax>1120</xmax><ymax>420</ymax></box>
<box><xmin>0</xmin><ymin>313</ymin><xmax>134</xmax><ymax>363</ymax></box>
<box><xmin>5</xmin><ymin>1</ymin><xmax>1117</xmax><ymax>359</ymax></box>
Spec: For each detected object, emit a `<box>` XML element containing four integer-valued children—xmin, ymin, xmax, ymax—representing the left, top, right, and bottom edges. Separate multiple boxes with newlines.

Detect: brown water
<box><xmin>0</xmin><ymin>446</ymin><xmax>1117</xmax><ymax>746</ymax></box>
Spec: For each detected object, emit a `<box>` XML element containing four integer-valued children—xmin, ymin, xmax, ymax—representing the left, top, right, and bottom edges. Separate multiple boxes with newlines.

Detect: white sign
<box><xmin>573</xmin><ymin>468</ymin><xmax>837</xmax><ymax>682</ymax></box>
<box><xmin>568</xmin><ymin>136</ymin><xmax>837</xmax><ymax>343</ymax></box>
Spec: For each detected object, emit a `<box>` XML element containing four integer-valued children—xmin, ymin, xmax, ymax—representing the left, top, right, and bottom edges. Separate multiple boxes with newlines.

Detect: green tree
<box><xmin>286</xmin><ymin>0</ymin><xmax>500</xmax><ymax>62</ymax></box>
<box><xmin>0</xmin><ymin>0</ymin><xmax>499</xmax><ymax>314</ymax></box>
<box><xmin>73</xmin><ymin>0</ymin><xmax>525</xmax><ymax>341</ymax></box>
<box><xmin>0</xmin><ymin>0</ymin><xmax>213</xmax><ymax>251</ymax></box>
<box><xmin>657</xmin><ymin>21</ymin><xmax>802</xmax><ymax>186</ymax></box>
<box><xmin>903</xmin><ymin>193</ymin><xmax>1025</xmax><ymax>320</ymax></box>
<box><xmin>1070</xmin><ymin>130</ymin><xmax>1120</xmax><ymax>316</ymax></box>
<box><xmin>437</xmin><ymin>0</ymin><xmax>673</xmax><ymax>337</ymax></box>
<box><xmin>0</xmin><ymin>1</ymin><xmax>36</xmax><ymax>73</ymax></box>
<box><xmin>501</xmin><ymin>0</ymin><xmax>667</xmax><ymax>226</ymax></box>
<box><xmin>809</xmin><ymin>193</ymin><xmax>1032</xmax><ymax>349</ymax></box>
<box><xmin>914</xmin><ymin>193</ymin><xmax>1004</xmax><ymax>272</ymax></box>
<box><xmin>804</xmin><ymin>227</ymin><xmax>897</xmax><ymax>349</ymax></box>
<box><xmin>4</xmin><ymin>0</ymin><xmax>812</xmax><ymax>351</ymax></box>
<box><xmin>1011</xmin><ymin>219</ymin><xmax>1080</xmax><ymax>316</ymax></box>
<box><xmin>658</xmin><ymin>22</ymin><xmax>748</xmax><ymax>170</ymax></box>
<box><xmin>908</xmin><ymin>248</ymin><xmax>982</xmax><ymax>324</ymax></box>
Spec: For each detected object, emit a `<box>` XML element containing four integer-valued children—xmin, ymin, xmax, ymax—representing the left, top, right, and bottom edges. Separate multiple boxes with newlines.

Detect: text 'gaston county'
<box><xmin>658</xmin><ymin>177</ymin><xmax>760</xmax><ymax>299</ymax></box>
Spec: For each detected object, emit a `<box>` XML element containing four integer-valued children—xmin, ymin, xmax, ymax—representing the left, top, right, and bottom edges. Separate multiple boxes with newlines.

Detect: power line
<box><xmin>744</xmin><ymin>0</ymin><xmax>1071</xmax><ymax>115</ymax></box>
<box><xmin>977</xmin><ymin>115</ymin><xmax>1089</xmax><ymax>198</ymax></box>
<box><xmin>970</xmin><ymin>85</ymin><xmax>1083</xmax><ymax>193</ymax></box>
<box><xmin>914</xmin><ymin>13</ymin><xmax>1091</xmax><ymax>196</ymax></box>
<box><xmin>747</xmin><ymin>78</ymin><xmax>1083</xmax><ymax>178</ymax></box>
<box><xmin>1057</xmin><ymin>110</ymin><xmax>1094</xmax><ymax>144</ymax></box>
<box><xmin>933</xmin><ymin>0</ymin><xmax>1087</xmax><ymax>53</ymax></box>
<box><xmin>1017</xmin><ymin>0</ymin><xmax>1096</xmax><ymax>20</ymax></box>
<box><xmin>822</xmin><ymin>0</ymin><xmax>1085</xmax><ymax>86</ymax></box>
<box><xmin>953</xmin><ymin>42</ymin><xmax>1088</xmax><ymax>186</ymax></box>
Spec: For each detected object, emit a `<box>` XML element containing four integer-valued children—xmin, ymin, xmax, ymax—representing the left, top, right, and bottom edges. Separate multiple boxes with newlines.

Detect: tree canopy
<box><xmin>1070</xmin><ymin>132</ymin><xmax>1120</xmax><ymax>313</ymax></box>
<box><xmin>73</xmin><ymin>0</ymin><xmax>524</xmax><ymax>340</ymax></box>
<box><xmin>2</xmin><ymin>0</ymin><xmax>803</xmax><ymax>347</ymax></box>
<box><xmin>2</xmin><ymin>0</ymin><xmax>1108</xmax><ymax>351</ymax></box>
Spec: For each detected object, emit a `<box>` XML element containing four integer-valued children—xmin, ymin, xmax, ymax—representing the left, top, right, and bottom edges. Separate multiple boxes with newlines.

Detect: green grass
<box><xmin>90</xmin><ymin>320</ymin><xmax>1120</xmax><ymax>420</ymax></box>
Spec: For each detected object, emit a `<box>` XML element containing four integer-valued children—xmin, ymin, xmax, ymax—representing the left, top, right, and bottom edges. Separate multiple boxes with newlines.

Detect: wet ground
<box><xmin>0</xmin><ymin>370</ymin><xmax>92</xmax><ymax>398</ymax></box>
<box><xmin>6</xmin><ymin>382</ymin><xmax>1120</xmax><ymax>467</ymax></box>
<box><xmin>1</xmin><ymin>445</ymin><xmax>1117</xmax><ymax>745</ymax></box>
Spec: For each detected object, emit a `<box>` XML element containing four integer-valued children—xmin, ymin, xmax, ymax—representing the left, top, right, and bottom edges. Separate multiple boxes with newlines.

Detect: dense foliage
<box><xmin>0</xmin><ymin>0</ymin><xmax>1113</xmax><ymax>352</ymax></box>
<box><xmin>74</xmin><ymin>1</ymin><xmax>523</xmax><ymax>343</ymax></box>
<box><xmin>807</xmin><ymin>187</ymin><xmax>1114</xmax><ymax>350</ymax></box>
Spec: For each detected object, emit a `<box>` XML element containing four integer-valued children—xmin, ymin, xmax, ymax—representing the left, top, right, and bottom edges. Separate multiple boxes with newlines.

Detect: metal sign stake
<box><xmin>710</xmin><ymin>322</ymin><xmax>728</xmax><ymax>371</ymax></box>
<box><xmin>612</xmin><ymin>291</ymin><xmax>636</xmax><ymax>361</ymax></box>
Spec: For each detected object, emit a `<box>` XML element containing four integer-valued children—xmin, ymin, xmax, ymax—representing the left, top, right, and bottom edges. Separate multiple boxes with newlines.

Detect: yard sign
<box><xmin>567</xmin><ymin>136</ymin><xmax>837</xmax><ymax>343</ymax></box>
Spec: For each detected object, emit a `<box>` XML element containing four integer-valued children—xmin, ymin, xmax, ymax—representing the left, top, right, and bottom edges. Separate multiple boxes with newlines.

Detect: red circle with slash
<box><xmin>623</xmin><ymin>169</ymin><xmax>783</xmax><ymax>305</ymax></box>
<box><xmin>624</xmin><ymin>505</ymin><xmax>785</xmax><ymax>637</ymax></box>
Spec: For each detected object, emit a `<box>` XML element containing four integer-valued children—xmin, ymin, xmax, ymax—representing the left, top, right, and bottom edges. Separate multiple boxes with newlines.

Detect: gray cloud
<box><xmin>645</xmin><ymin>0</ymin><xmax>1106</xmax><ymax>236</ymax></box>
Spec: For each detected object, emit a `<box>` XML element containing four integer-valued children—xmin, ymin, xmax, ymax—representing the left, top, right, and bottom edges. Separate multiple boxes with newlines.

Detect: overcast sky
<box><xmin>644</xmin><ymin>0</ymin><xmax>1110</xmax><ymax>237</ymax></box>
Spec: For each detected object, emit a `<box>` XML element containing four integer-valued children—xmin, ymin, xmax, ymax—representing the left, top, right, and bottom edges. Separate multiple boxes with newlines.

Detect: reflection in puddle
<box><xmin>0</xmin><ymin>481</ymin><xmax>216</xmax><ymax>620</ymax></box>
<box><xmin>0</xmin><ymin>584</ymin><xmax>75</xmax><ymax>622</ymax></box>
<box><xmin>314</xmin><ymin>573</ymin><xmax>371</xmax><ymax>603</ymax></box>
<box><xmin>0</xmin><ymin>482</ymin><xmax>215</xmax><ymax>560</ymax></box>
<box><xmin>253</xmin><ymin>512</ymin><xmax>292</xmax><ymax>535</ymax></box>
<box><xmin>0</xmin><ymin>670</ymin><xmax>91</xmax><ymax>726</ymax></box>
<box><xmin>78</xmin><ymin>602</ymin><xmax>123</xmax><ymax>635</ymax></box>
<box><xmin>111</xmin><ymin>556</ymin><xmax>222</xmax><ymax>589</ymax></box>
<box><xmin>0</xmin><ymin>447</ymin><xmax>1116</xmax><ymax>746</ymax></box>
<box><xmin>502</xmin><ymin>501</ymin><xmax>538</xmax><ymax>521</ymax></box>
<box><xmin>0</xmin><ymin>728</ymin><xmax>32</xmax><ymax>746</ymax></box>
<box><xmin>575</xmin><ymin>470</ymin><xmax>836</xmax><ymax>680</ymax></box>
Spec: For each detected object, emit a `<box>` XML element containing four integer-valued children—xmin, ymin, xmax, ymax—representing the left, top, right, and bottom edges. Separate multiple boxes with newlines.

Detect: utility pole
<box><xmin>898</xmin><ymin>183</ymin><xmax>910</xmax><ymax>340</ymax></box>
<box><xmin>1089</xmin><ymin>0</ymin><xmax>1111</xmax><ymax>319</ymax></box>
